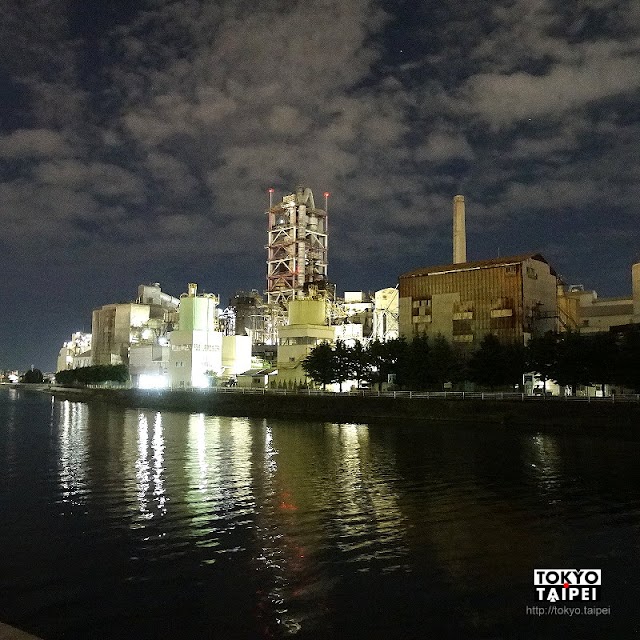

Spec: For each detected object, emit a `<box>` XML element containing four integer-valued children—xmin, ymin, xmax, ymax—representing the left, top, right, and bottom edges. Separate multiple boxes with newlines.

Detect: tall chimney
<box><xmin>453</xmin><ymin>195</ymin><xmax>467</xmax><ymax>264</ymax></box>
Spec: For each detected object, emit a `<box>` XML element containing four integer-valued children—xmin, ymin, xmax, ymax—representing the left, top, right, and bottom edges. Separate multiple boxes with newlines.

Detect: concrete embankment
<box><xmin>48</xmin><ymin>387</ymin><xmax>640</xmax><ymax>433</ymax></box>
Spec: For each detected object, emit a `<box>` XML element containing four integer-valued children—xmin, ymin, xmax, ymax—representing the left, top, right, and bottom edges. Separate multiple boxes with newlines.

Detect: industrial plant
<box><xmin>55</xmin><ymin>187</ymin><xmax>640</xmax><ymax>392</ymax></box>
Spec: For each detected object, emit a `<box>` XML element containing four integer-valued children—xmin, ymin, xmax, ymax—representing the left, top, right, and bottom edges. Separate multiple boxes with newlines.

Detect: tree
<box><xmin>427</xmin><ymin>334</ymin><xmax>457</xmax><ymax>390</ymax></box>
<box><xmin>404</xmin><ymin>333</ymin><xmax>431</xmax><ymax>390</ymax></box>
<box><xmin>553</xmin><ymin>331</ymin><xmax>590</xmax><ymax>394</ymax></box>
<box><xmin>333</xmin><ymin>339</ymin><xmax>352</xmax><ymax>391</ymax></box>
<box><xmin>55</xmin><ymin>364</ymin><xmax>129</xmax><ymax>386</ymax></box>
<box><xmin>367</xmin><ymin>338</ymin><xmax>408</xmax><ymax>390</ymax></box>
<box><xmin>614</xmin><ymin>327</ymin><xmax>640</xmax><ymax>392</ymax></box>
<box><xmin>348</xmin><ymin>341</ymin><xmax>371</xmax><ymax>388</ymax></box>
<box><xmin>302</xmin><ymin>342</ymin><xmax>335</xmax><ymax>389</ymax></box>
<box><xmin>21</xmin><ymin>367</ymin><xmax>44</xmax><ymax>383</ymax></box>
<box><xmin>468</xmin><ymin>334</ymin><xmax>524</xmax><ymax>390</ymax></box>
<box><xmin>468</xmin><ymin>334</ymin><xmax>504</xmax><ymax>389</ymax></box>
<box><xmin>584</xmin><ymin>332</ymin><xmax>618</xmax><ymax>391</ymax></box>
<box><xmin>526</xmin><ymin>332</ymin><xmax>558</xmax><ymax>394</ymax></box>
<box><xmin>503</xmin><ymin>341</ymin><xmax>527</xmax><ymax>389</ymax></box>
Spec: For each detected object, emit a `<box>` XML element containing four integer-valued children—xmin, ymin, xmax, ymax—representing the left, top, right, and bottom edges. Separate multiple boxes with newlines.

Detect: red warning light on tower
<box><xmin>268</xmin><ymin>188</ymin><xmax>275</xmax><ymax>193</ymax></box>
<box><xmin>323</xmin><ymin>191</ymin><xmax>330</xmax><ymax>198</ymax></box>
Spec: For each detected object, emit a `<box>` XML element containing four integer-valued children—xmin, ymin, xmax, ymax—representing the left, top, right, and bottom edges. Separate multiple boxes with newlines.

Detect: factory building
<box><xmin>399</xmin><ymin>253</ymin><xmax>558</xmax><ymax>346</ymax></box>
<box><xmin>91</xmin><ymin>283</ymin><xmax>179</xmax><ymax>366</ymax></box>
<box><xmin>372</xmin><ymin>288</ymin><xmax>399</xmax><ymax>341</ymax></box>
<box><xmin>168</xmin><ymin>283</ymin><xmax>222</xmax><ymax>389</ymax></box>
<box><xmin>56</xmin><ymin>332</ymin><xmax>92</xmax><ymax>372</ymax></box>
<box><xmin>331</xmin><ymin>291</ymin><xmax>372</xmax><ymax>345</ymax></box>
<box><xmin>88</xmin><ymin>282</ymin><xmax>250</xmax><ymax>388</ymax></box>
<box><xmin>559</xmin><ymin>262</ymin><xmax>640</xmax><ymax>333</ymax></box>
<box><xmin>275</xmin><ymin>295</ymin><xmax>334</xmax><ymax>386</ymax></box>
<box><xmin>399</xmin><ymin>196</ymin><xmax>558</xmax><ymax>346</ymax></box>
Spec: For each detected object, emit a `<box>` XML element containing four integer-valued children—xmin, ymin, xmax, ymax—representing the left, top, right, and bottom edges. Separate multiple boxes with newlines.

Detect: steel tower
<box><xmin>266</xmin><ymin>186</ymin><xmax>329</xmax><ymax>306</ymax></box>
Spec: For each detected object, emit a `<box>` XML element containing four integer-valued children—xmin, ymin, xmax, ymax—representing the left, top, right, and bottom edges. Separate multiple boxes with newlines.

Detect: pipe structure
<box><xmin>453</xmin><ymin>195</ymin><xmax>467</xmax><ymax>264</ymax></box>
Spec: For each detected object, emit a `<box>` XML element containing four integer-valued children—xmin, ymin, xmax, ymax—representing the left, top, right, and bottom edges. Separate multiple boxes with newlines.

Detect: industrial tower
<box><xmin>266</xmin><ymin>186</ymin><xmax>329</xmax><ymax>305</ymax></box>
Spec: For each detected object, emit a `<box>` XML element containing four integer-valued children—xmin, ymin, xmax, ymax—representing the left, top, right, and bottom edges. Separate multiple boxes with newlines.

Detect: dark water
<box><xmin>1</xmin><ymin>388</ymin><xmax>640</xmax><ymax>639</ymax></box>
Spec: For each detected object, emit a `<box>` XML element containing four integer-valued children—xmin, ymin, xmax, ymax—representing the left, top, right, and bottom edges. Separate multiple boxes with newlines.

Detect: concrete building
<box><xmin>129</xmin><ymin>344</ymin><xmax>171</xmax><ymax>388</ymax></box>
<box><xmin>372</xmin><ymin>288</ymin><xmax>399</xmax><ymax>341</ymax></box>
<box><xmin>561</xmin><ymin>287</ymin><xmax>634</xmax><ymax>334</ymax></box>
<box><xmin>222</xmin><ymin>335</ymin><xmax>252</xmax><ymax>379</ymax></box>
<box><xmin>276</xmin><ymin>296</ymin><xmax>334</xmax><ymax>386</ymax></box>
<box><xmin>168</xmin><ymin>283</ymin><xmax>223</xmax><ymax>389</ymax></box>
<box><xmin>56</xmin><ymin>332</ymin><xmax>92</xmax><ymax>372</ymax></box>
<box><xmin>330</xmin><ymin>291</ymin><xmax>373</xmax><ymax>345</ymax></box>
<box><xmin>558</xmin><ymin>263</ymin><xmax>640</xmax><ymax>333</ymax></box>
<box><xmin>91</xmin><ymin>284</ymin><xmax>179</xmax><ymax>366</ymax></box>
<box><xmin>399</xmin><ymin>253</ymin><xmax>558</xmax><ymax>346</ymax></box>
<box><xmin>237</xmin><ymin>367</ymin><xmax>278</xmax><ymax>389</ymax></box>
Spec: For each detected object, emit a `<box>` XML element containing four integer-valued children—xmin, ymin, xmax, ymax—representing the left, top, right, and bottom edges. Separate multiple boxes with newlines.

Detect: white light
<box><xmin>139</xmin><ymin>374</ymin><xmax>168</xmax><ymax>390</ymax></box>
<box><xmin>192</xmin><ymin>372</ymin><xmax>210</xmax><ymax>389</ymax></box>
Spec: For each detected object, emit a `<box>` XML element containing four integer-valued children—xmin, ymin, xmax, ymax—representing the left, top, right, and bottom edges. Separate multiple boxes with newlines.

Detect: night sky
<box><xmin>1</xmin><ymin>0</ymin><xmax>639</xmax><ymax>371</ymax></box>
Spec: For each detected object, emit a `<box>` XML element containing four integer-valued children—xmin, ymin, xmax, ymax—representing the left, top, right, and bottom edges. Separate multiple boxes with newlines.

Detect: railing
<box><xmin>132</xmin><ymin>386</ymin><xmax>640</xmax><ymax>403</ymax></box>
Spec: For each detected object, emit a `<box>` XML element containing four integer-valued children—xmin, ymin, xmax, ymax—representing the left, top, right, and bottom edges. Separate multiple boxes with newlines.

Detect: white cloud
<box><xmin>416</xmin><ymin>131</ymin><xmax>474</xmax><ymax>163</ymax></box>
<box><xmin>0</xmin><ymin>129</ymin><xmax>72</xmax><ymax>158</ymax></box>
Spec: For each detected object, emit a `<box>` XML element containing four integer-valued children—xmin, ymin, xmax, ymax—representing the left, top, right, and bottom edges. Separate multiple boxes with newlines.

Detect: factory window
<box><xmin>490</xmin><ymin>309</ymin><xmax>513</xmax><ymax>318</ymax></box>
<box><xmin>279</xmin><ymin>336</ymin><xmax>318</xmax><ymax>346</ymax></box>
<box><xmin>454</xmin><ymin>301</ymin><xmax>474</xmax><ymax>315</ymax></box>
<box><xmin>526</xmin><ymin>267</ymin><xmax>538</xmax><ymax>280</ymax></box>
<box><xmin>412</xmin><ymin>298</ymin><xmax>431</xmax><ymax>316</ymax></box>
<box><xmin>453</xmin><ymin>320</ymin><xmax>473</xmax><ymax>335</ymax></box>
<box><xmin>490</xmin><ymin>316</ymin><xmax>516</xmax><ymax>330</ymax></box>
<box><xmin>505</xmin><ymin>265</ymin><xmax>518</xmax><ymax>275</ymax></box>
<box><xmin>492</xmin><ymin>297</ymin><xmax>513</xmax><ymax>310</ymax></box>
<box><xmin>452</xmin><ymin>334</ymin><xmax>474</xmax><ymax>343</ymax></box>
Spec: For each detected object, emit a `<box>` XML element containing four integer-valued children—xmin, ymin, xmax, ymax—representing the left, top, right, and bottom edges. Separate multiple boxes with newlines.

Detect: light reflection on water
<box><xmin>2</xmin><ymin>389</ymin><xmax>640</xmax><ymax>639</ymax></box>
<box><xmin>58</xmin><ymin>400</ymin><xmax>88</xmax><ymax>509</ymax></box>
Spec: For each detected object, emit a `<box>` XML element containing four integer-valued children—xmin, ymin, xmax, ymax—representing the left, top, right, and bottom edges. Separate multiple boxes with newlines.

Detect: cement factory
<box><xmin>56</xmin><ymin>187</ymin><xmax>640</xmax><ymax>392</ymax></box>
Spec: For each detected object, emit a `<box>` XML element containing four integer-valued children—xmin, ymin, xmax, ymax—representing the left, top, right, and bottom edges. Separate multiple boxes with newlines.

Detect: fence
<box><xmin>131</xmin><ymin>386</ymin><xmax>640</xmax><ymax>403</ymax></box>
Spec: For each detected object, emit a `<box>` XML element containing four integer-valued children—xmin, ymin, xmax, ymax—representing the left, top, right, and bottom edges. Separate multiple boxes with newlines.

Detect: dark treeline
<box><xmin>21</xmin><ymin>368</ymin><xmax>44</xmax><ymax>383</ymax></box>
<box><xmin>55</xmin><ymin>364</ymin><xmax>129</xmax><ymax>386</ymax></box>
<box><xmin>302</xmin><ymin>328</ymin><xmax>640</xmax><ymax>393</ymax></box>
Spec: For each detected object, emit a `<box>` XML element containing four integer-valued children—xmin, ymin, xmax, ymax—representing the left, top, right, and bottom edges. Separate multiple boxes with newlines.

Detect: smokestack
<box><xmin>453</xmin><ymin>195</ymin><xmax>467</xmax><ymax>264</ymax></box>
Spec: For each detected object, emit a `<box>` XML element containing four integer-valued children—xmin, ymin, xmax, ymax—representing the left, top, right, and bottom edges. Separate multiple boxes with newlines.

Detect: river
<box><xmin>1</xmin><ymin>386</ymin><xmax>639</xmax><ymax>639</ymax></box>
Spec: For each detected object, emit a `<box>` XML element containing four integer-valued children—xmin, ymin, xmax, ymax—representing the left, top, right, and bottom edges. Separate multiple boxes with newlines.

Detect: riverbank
<box><xmin>46</xmin><ymin>386</ymin><xmax>640</xmax><ymax>434</ymax></box>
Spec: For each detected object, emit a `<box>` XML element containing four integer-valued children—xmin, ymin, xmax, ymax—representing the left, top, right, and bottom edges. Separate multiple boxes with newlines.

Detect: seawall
<box><xmin>48</xmin><ymin>387</ymin><xmax>640</xmax><ymax>434</ymax></box>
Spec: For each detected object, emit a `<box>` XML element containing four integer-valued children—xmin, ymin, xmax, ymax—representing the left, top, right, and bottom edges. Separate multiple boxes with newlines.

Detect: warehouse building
<box><xmin>398</xmin><ymin>253</ymin><xmax>558</xmax><ymax>346</ymax></box>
